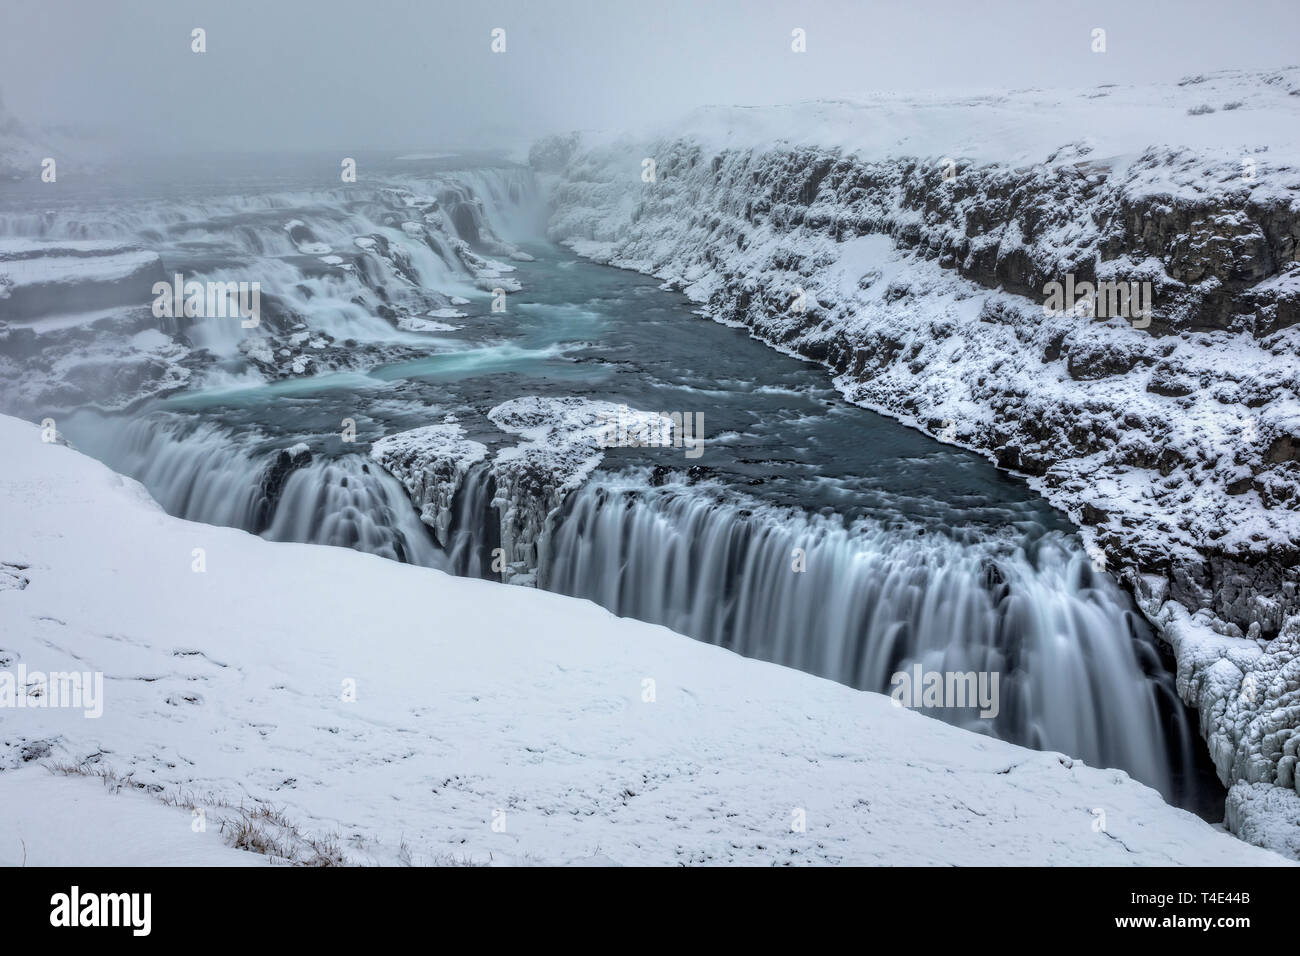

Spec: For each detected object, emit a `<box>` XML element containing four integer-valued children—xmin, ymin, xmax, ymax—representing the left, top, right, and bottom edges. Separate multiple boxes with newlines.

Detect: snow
<box><xmin>574</xmin><ymin>68</ymin><xmax>1300</xmax><ymax>184</ymax></box>
<box><xmin>0</xmin><ymin>768</ymin><xmax>261</xmax><ymax>867</ymax></box>
<box><xmin>0</xmin><ymin>239</ymin><xmax>145</xmax><ymax>257</ymax></box>
<box><xmin>129</xmin><ymin>328</ymin><xmax>173</xmax><ymax>350</ymax></box>
<box><xmin>488</xmin><ymin>395</ymin><xmax>673</xmax><ymax>492</ymax></box>
<box><xmin>396</xmin><ymin>306</ymin><xmax>468</xmax><ymax>332</ymax></box>
<box><xmin>396</xmin><ymin>316</ymin><xmax>460</xmax><ymax>332</ymax></box>
<box><xmin>1</xmin><ymin>410</ymin><xmax>1285</xmax><ymax>865</ymax></box>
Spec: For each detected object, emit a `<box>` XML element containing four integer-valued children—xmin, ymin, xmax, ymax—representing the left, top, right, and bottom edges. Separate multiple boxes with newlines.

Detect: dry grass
<box><xmin>47</xmin><ymin>758</ymin><xmax>347</xmax><ymax>865</ymax></box>
<box><xmin>45</xmin><ymin>757</ymin><xmax>503</xmax><ymax>866</ymax></box>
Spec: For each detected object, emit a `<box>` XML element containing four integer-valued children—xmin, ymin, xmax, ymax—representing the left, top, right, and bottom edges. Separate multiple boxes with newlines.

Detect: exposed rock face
<box><xmin>538</xmin><ymin>69</ymin><xmax>1300</xmax><ymax>855</ymax></box>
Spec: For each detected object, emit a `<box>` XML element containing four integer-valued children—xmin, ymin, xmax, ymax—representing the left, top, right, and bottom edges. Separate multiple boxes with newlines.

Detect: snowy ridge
<box><xmin>0</xmin><ymin>413</ymin><xmax>1287</xmax><ymax>866</ymax></box>
<box><xmin>540</xmin><ymin>68</ymin><xmax>1300</xmax><ymax>856</ymax></box>
<box><xmin>555</xmin><ymin>68</ymin><xmax>1300</xmax><ymax>176</ymax></box>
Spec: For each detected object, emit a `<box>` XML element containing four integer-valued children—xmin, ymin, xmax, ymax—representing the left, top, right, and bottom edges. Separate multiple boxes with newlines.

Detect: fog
<box><xmin>2</xmin><ymin>0</ymin><xmax>1296</xmax><ymax>154</ymax></box>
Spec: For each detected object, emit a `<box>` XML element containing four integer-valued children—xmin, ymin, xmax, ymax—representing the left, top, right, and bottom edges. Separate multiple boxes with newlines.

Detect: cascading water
<box><xmin>444</xmin><ymin>462</ymin><xmax>500</xmax><ymax>577</ymax></box>
<box><xmin>544</xmin><ymin>477</ymin><xmax>1199</xmax><ymax>805</ymax></box>
<box><xmin>0</xmin><ymin>164</ymin><xmax>538</xmax><ymax>369</ymax></box>
<box><xmin>63</xmin><ymin>413</ymin><xmax>446</xmax><ymax>569</ymax></box>
<box><xmin>63</xmin><ymin>402</ymin><xmax>1208</xmax><ymax>810</ymax></box>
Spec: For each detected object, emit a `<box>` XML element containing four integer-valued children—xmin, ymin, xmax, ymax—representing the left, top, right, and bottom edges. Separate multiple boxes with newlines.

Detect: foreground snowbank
<box><xmin>0</xmin><ymin>769</ymin><xmax>257</xmax><ymax>867</ymax></box>
<box><xmin>0</xmin><ymin>414</ymin><xmax>1285</xmax><ymax>865</ymax></box>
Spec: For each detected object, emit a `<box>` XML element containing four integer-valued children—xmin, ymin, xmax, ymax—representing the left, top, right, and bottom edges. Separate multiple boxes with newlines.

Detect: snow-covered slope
<box><xmin>0</xmin><ymin>769</ymin><xmax>258</xmax><ymax>867</ymax></box>
<box><xmin>0</xmin><ymin>413</ymin><xmax>1285</xmax><ymax>866</ymax></box>
<box><xmin>540</xmin><ymin>68</ymin><xmax>1300</xmax><ymax>857</ymax></box>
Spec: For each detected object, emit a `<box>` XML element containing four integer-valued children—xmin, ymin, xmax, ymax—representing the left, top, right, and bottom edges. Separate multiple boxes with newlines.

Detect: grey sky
<box><xmin>2</xmin><ymin>0</ymin><xmax>1296</xmax><ymax>153</ymax></box>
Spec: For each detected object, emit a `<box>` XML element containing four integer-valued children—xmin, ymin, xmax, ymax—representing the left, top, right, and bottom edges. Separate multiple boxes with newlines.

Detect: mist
<box><xmin>2</xmin><ymin>0</ymin><xmax>1297</xmax><ymax>155</ymax></box>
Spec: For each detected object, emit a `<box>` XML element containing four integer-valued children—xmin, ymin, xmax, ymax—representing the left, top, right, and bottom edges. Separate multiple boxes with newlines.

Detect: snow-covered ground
<box><xmin>0</xmin><ymin>412</ymin><xmax>1286</xmax><ymax>866</ymax></box>
<box><xmin>540</xmin><ymin>67</ymin><xmax>1300</xmax><ymax>857</ymax></box>
<box><xmin>0</xmin><ymin>770</ymin><xmax>258</xmax><ymax>867</ymax></box>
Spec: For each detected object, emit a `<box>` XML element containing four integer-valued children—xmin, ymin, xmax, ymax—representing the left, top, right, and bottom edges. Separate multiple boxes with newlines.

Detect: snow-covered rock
<box><xmin>371</xmin><ymin>397</ymin><xmax>673</xmax><ymax>585</ymax></box>
<box><xmin>486</xmin><ymin>397</ymin><xmax>673</xmax><ymax>583</ymax></box>
<box><xmin>0</xmin><ymin>412</ymin><xmax>1287</xmax><ymax>866</ymax></box>
<box><xmin>370</xmin><ymin>421</ymin><xmax>488</xmax><ymax>547</ymax></box>
<box><xmin>540</xmin><ymin>67</ymin><xmax>1300</xmax><ymax>856</ymax></box>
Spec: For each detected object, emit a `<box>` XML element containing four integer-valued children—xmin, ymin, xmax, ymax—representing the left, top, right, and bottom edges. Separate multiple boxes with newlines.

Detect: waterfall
<box><xmin>2</xmin><ymin>168</ymin><xmax>541</xmax><ymax>360</ymax></box>
<box><xmin>444</xmin><ymin>462</ymin><xmax>500</xmax><ymax>578</ymax></box>
<box><xmin>62</xmin><ymin>413</ymin><xmax>445</xmax><ymax>569</ymax></box>
<box><xmin>17</xmin><ymin>156</ymin><xmax>1213</xmax><ymax>814</ymax></box>
<box><xmin>543</xmin><ymin>477</ymin><xmax>1197</xmax><ymax>802</ymax></box>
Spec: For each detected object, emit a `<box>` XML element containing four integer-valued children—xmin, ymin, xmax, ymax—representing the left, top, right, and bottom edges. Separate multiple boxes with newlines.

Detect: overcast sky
<box><xmin>2</xmin><ymin>0</ymin><xmax>1296</xmax><ymax>153</ymax></box>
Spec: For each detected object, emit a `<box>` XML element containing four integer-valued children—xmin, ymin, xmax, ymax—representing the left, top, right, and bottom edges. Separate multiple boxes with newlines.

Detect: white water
<box><xmin>2</xmin><ymin>166</ymin><xmax>537</xmax><ymax>360</ymax></box>
<box><xmin>65</xmin><ymin>415</ymin><xmax>445</xmax><ymax>568</ymax></box>
<box><xmin>544</xmin><ymin>478</ymin><xmax>1192</xmax><ymax>798</ymax></box>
